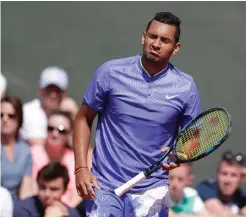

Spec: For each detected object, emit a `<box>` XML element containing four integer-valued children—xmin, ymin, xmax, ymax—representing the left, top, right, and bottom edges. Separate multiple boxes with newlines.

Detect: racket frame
<box><xmin>173</xmin><ymin>107</ymin><xmax>232</xmax><ymax>163</ymax></box>
<box><xmin>114</xmin><ymin>107</ymin><xmax>232</xmax><ymax>196</ymax></box>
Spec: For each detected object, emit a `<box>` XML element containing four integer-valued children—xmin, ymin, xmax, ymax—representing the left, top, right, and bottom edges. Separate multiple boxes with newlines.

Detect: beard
<box><xmin>145</xmin><ymin>52</ymin><xmax>160</xmax><ymax>62</ymax></box>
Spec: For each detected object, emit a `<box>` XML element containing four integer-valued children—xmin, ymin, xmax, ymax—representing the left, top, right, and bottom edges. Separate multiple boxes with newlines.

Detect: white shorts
<box><xmin>85</xmin><ymin>185</ymin><xmax>170</xmax><ymax>217</ymax></box>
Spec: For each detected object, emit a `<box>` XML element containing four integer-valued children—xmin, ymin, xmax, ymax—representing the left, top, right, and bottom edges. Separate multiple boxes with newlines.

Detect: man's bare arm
<box><xmin>73</xmin><ymin>103</ymin><xmax>97</xmax><ymax>169</ymax></box>
<box><xmin>73</xmin><ymin>103</ymin><xmax>100</xmax><ymax>199</ymax></box>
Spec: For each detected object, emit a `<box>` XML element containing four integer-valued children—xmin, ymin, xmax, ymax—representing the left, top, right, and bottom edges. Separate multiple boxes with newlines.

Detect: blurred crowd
<box><xmin>0</xmin><ymin>68</ymin><xmax>246</xmax><ymax>217</ymax></box>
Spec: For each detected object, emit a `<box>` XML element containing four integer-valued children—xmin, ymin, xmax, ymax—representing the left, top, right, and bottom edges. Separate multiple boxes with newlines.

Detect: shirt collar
<box><xmin>138</xmin><ymin>54</ymin><xmax>169</xmax><ymax>79</ymax></box>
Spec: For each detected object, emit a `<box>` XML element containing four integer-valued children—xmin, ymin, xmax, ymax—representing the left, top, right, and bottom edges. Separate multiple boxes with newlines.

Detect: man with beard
<box><xmin>73</xmin><ymin>12</ymin><xmax>201</xmax><ymax>217</ymax></box>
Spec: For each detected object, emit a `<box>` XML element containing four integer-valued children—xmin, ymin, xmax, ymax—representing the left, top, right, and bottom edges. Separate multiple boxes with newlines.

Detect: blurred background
<box><xmin>1</xmin><ymin>1</ymin><xmax>246</xmax><ymax>189</ymax></box>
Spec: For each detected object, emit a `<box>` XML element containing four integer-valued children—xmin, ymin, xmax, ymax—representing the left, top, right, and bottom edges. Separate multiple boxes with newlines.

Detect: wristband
<box><xmin>74</xmin><ymin>166</ymin><xmax>88</xmax><ymax>174</ymax></box>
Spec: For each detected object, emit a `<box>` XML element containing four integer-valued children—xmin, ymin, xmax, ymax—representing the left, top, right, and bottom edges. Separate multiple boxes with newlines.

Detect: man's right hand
<box><xmin>75</xmin><ymin>168</ymin><xmax>100</xmax><ymax>200</ymax></box>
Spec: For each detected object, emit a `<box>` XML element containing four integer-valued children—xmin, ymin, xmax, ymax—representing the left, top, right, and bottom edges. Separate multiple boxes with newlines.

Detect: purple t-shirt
<box><xmin>83</xmin><ymin>55</ymin><xmax>201</xmax><ymax>193</ymax></box>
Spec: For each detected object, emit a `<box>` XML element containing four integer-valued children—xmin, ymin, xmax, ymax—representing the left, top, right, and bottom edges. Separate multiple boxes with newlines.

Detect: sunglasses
<box><xmin>222</xmin><ymin>150</ymin><xmax>245</xmax><ymax>166</ymax></box>
<box><xmin>47</xmin><ymin>125</ymin><xmax>69</xmax><ymax>135</ymax></box>
<box><xmin>1</xmin><ymin>112</ymin><xmax>17</xmax><ymax>119</ymax></box>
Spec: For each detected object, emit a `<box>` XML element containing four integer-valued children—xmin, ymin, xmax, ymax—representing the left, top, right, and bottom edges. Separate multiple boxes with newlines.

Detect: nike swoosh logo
<box><xmin>166</xmin><ymin>94</ymin><xmax>178</xmax><ymax>99</ymax></box>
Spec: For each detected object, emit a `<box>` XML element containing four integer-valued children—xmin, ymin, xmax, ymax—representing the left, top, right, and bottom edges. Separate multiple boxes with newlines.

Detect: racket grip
<box><xmin>114</xmin><ymin>172</ymin><xmax>146</xmax><ymax>197</ymax></box>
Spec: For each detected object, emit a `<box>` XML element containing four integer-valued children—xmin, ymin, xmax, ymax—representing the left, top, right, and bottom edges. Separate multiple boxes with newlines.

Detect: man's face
<box><xmin>168</xmin><ymin>164</ymin><xmax>192</xmax><ymax>201</ymax></box>
<box><xmin>217</xmin><ymin>161</ymin><xmax>243</xmax><ymax>196</ymax></box>
<box><xmin>39</xmin><ymin>85</ymin><xmax>65</xmax><ymax>113</ymax></box>
<box><xmin>141</xmin><ymin>20</ymin><xmax>180</xmax><ymax>64</ymax></box>
<box><xmin>38</xmin><ymin>177</ymin><xmax>65</xmax><ymax>208</ymax></box>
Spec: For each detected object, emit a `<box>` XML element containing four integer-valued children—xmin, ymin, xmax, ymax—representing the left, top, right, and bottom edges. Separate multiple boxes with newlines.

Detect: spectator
<box><xmin>0</xmin><ymin>186</ymin><xmax>13</xmax><ymax>217</ymax></box>
<box><xmin>60</xmin><ymin>97</ymin><xmax>79</xmax><ymax>149</ymax></box>
<box><xmin>196</xmin><ymin>150</ymin><xmax>246</xmax><ymax>216</ymax></box>
<box><xmin>0</xmin><ymin>73</ymin><xmax>7</xmax><ymax>99</ymax></box>
<box><xmin>1</xmin><ymin>95</ymin><xmax>33</xmax><ymax>201</ymax></box>
<box><xmin>168</xmin><ymin>163</ymin><xmax>209</xmax><ymax>216</ymax></box>
<box><xmin>31</xmin><ymin>110</ymin><xmax>81</xmax><ymax>207</ymax></box>
<box><xmin>20</xmin><ymin>66</ymin><xmax>69</xmax><ymax>146</ymax></box>
<box><xmin>13</xmin><ymin>162</ymin><xmax>80</xmax><ymax>217</ymax></box>
<box><xmin>60</xmin><ymin>97</ymin><xmax>79</xmax><ymax>120</ymax></box>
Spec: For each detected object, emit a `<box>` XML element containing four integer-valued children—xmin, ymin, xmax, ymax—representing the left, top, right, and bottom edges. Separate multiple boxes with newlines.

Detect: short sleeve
<box><xmin>179</xmin><ymin>80</ymin><xmax>201</xmax><ymax>129</ymax></box>
<box><xmin>83</xmin><ymin>63</ymin><xmax>110</xmax><ymax>112</ymax></box>
<box><xmin>196</xmin><ymin>181</ymin><xmax>217</xmax><ymax>201</ymax></box>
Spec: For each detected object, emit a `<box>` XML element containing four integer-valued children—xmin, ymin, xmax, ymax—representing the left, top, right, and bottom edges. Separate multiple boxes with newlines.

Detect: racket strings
<box><xmin>176</xmin><ymin>110</ymin><xmax>230</xmax><ymax>161</ymax></box>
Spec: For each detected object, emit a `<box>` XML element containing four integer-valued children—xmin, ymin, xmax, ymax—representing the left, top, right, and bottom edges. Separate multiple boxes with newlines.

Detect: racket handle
<box><xmin>114</xmin><ymin>172</ymin><xmax>146</xmax><ymax>197</ymax></box>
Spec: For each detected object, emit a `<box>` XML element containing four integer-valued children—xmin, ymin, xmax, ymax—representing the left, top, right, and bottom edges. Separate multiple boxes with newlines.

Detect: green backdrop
<box><xmin>2</xmin><ymin>1</ymin><xmax>246</xmax><ymax>188</ymax></box>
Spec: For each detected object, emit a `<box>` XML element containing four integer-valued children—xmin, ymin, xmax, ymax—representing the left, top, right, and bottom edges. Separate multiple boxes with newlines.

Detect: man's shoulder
<box><xmin>99</xmin><ymin>55</ymin><xmax>139</xmax><ymax>71</ymax></box>
<box><xmin>16</xmin><ymin>196</ymin><xmax>35</xmax><ymax>206</ymax></box>
<box><xmin>23</xmin><ymin>98</ymin><xmax>44</xmax><ymax>115</ymax></box>
<box><xmin>197</xmin><ymin>179</ymin><xmax>216</xmax><ymax>188</ymax></box>
<box><xmin>15</xmin><ymin>196</ymin><xmax>37</xmax><ymax>211</ymax></box>
<box><xmin>196</xmin><ymin>179</ymin><xmax>217</xmax><ymax>201</ymax></box>
<box><xmin>196</xmin><ymin>179</ymin><xmax>217</xmax><ymax>191</ymax></box>
<box><xmin>14</xmin><ymin>196</ymin><xmax>42</xmax><ymax>217</ymax></box>
<box><xmin>23</xmin><ymin>98</ymin><xmax>40</xmax><ymax>109</ymax></box>
<box><xmin>22</xmin><ymin>98</ymin><xmax>46</xmax><ymax>124</ymax></box>
<box><xmin>169</xmin><ymin>63</ymin><xmax>196</xmax><ymax>83</ymax></box>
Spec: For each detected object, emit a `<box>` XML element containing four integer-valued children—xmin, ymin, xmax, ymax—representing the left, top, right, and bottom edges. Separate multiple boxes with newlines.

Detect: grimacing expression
<box><xmin>38</xmin><ymin>178</ymin><xmax>65</xmax><ymax>208</ymax></box>
<box><xmin>141</xmin><ymin>20</ymin><xmax>180</xmax><ymax>64</ymax></box>
<box><xmin>217</xmin><ymin>161</ymin><xmax>243</xmax><ymax>196</ymax></box>
<box><xmin>1</xmin><ymin>102</ymin><xmax>18</xmax><ymax>136</ymax></box>
<box><xmin>39</xmin><ymin>85</ymin><xmax>65</xmax><ymax>112</ymax></box>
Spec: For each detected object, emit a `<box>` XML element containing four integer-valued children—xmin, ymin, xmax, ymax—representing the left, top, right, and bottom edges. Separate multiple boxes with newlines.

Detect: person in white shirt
<box><xmin>20</xmin><ymin>66</ymin><xmax>69</xmax><ymax>146</ymax></box>
<box><xmin>0</xmin><ymin>73</ymin><xmax>7</xmax><ymax>99</ymax></box>
<box><xmin>0</xmin><ymin>186</ymin><xmax>13</xmax><ymax>217</ymax></box>
<box><xmin>168</xmin><ymin>163</ymin><xmax>209</xmax><ymax>217</ymax></box>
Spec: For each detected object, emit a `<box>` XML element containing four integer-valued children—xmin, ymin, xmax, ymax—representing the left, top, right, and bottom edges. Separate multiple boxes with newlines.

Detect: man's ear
<box><xmin>172</xmin><ymin>43</ymin><xmax>181</xmax><ymax>56</ymax></box>
<box><xmin>187</xmin><ymin>174</ymin><xmax>195</xmax><ymax>185</ymax></box>
<box><xmin>141</xmin><ymin>32</ymin><xmax>146</xmax><ymax>45</ymax></box>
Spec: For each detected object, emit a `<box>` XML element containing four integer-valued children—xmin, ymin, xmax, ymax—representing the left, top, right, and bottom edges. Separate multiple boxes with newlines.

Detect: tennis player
<box><xmin>73</xmin><ymin>12</ymin><xmax>201</xmax><ymax>217</ymax></box>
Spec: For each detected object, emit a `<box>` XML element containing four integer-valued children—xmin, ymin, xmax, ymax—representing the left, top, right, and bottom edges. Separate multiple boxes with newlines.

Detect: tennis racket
<box><xmin>114</xmin><ymin>107</ymin><xmax>232</xmax><ymax>197</ymax></box>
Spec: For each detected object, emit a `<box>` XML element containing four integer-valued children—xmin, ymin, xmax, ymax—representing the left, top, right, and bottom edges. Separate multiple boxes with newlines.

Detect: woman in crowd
<box><xmin>1</xmin><ymin>95</ymin><xmax>33</xmax><ymax>202</ymax></box>
<box><xmin>31</xmin><ymin>110</ymin><xmax>81</xmax><ymax>207</ymax></box>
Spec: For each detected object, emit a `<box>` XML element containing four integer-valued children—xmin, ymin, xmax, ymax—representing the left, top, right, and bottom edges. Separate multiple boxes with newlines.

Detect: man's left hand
<box><xmin>160</xmin><ymin>147</ymin><xmax>180</xmax><ymax>171</ymax></box>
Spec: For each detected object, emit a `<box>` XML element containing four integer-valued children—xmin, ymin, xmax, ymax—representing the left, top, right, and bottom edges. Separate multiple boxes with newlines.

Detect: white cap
<box><xmin>39</xmin><ymin>66</ymin><xmax>68</xmax><ymax>90</ymax></box>
<box><xmin>0</xmin><ymin>73</ymin><xmax>7</xmax><ymax>95</ymax></box>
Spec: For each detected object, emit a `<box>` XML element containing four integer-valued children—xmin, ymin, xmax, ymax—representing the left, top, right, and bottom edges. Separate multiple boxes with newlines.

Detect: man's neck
<box><xmin>218</xmin><ymin>190</ymin><xmax>234</xmax><ymax>203</ymax></box>
<box><xmin>170</xmin><ymin>193</ymin><xmax>183</xmax><ymax>204</ymax></box>
<box><xmin>141</xmin><ymin>55</ymin><xmax>168</xmax><ymax>76</ymax></box>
